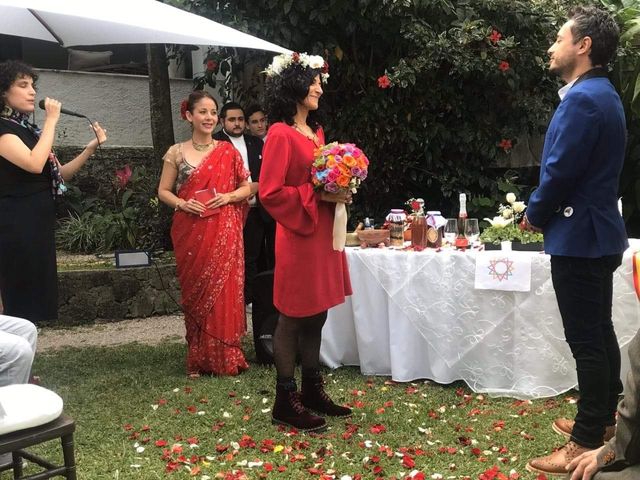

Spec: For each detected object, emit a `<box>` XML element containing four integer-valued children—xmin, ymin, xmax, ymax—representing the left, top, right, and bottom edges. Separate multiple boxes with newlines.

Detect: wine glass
<box><xmin>464</xmin><ymin>218</ymin><xmax>480</xmax><ymax>246</ymax></box>
<box><xmin>444</xmin><ymin>218</ymin><xmax>458</xmax><ymax>246</ymax></box>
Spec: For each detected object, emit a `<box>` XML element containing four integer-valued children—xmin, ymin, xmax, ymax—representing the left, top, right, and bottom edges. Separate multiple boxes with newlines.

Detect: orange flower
<box><xmin>343</xmin><ymin>154</ymin><xmax>357</xmax><ymax>167</ymax></box>
<box><xmin>337</xmin><ymin>175</ymin><xmax>350</xmax><ymax>187</ymax></box>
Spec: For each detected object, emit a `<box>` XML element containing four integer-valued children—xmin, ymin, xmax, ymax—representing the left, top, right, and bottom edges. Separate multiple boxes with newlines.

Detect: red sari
<box><xmin>170</xmin><ymin>141</ymin><xmax>249</xmax><ymax>376</ymax></box>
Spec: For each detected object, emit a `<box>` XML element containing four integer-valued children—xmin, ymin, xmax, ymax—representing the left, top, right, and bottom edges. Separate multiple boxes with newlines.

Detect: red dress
<box><xmin>167</xmin><ymin>141</ymin><xmax>249</xmax><ymax>376</ymax></box>
<box><xmin>259</xmin><ymin>123</ymin><xmax>352</xmax><ymax>317</ymax></box>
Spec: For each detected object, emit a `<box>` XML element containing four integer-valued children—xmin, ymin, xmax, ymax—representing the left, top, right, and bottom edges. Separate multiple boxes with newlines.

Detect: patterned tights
<box><xmin>273</xmin><ymin>311</ymin><xmax>327</xmax><ymax>379</ymax></box>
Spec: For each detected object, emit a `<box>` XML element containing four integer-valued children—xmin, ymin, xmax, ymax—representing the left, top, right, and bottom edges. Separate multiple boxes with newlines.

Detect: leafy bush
<box><xmin>184</xmin><ymin>0</ymin><xmax>564</xmax><ymax>223</ymax></box>
<box><xmin>57</xmin><ymin>163</ymin><xmax>171</xmax><ymax>253</ymax></box>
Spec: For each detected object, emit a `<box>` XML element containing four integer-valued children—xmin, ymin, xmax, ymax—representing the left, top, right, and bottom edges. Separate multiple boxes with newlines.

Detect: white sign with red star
<box><xmin>474</xmin><ymin>252</ymin><xmax>532</xmax><ymax>291</ymax></box>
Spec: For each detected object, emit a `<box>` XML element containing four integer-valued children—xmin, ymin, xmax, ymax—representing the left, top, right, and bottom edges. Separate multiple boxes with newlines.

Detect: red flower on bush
<box><xmin>377</xmin><ymin>74</ymin><xmax>391</xmax><ymax>89</ymax></box>
<box><xmin>489</xmin><ymin>30</ymin><xmax>502</xmax><ymax>44</ymax></box>
<box><xmin>498</xmin><ymin>61</ymin><xmax>510</xmax><ymax>72</ymax></box>
<box><xmin>498</xmin><ymin>139</ymin><xmax>513</xmax><ymax>151</ymax></box>
<box><xmin>206</xmin><ymin>59</ymin><xmax>218</xmax><ymax>71</ymax></box>
<box><xmin>115</xmin><ymin>165</ymin><xmax>132</xmax><ymax>189</ymax></box>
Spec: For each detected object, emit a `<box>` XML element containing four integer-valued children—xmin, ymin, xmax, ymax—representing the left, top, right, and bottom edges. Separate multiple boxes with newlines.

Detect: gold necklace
<box><xmin>192</xmin><ymin>139</ymin><xmax>214</xmax><ymax>151</ymax></box>
<box><xmin>292</xmin><ymin>123</ymin><xmax>320</xmax><ymax>146</ymax></box>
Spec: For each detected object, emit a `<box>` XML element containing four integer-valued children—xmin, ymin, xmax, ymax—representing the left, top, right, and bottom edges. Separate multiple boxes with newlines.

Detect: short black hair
<box><xmin>0</xmin><ymin>60</ymin><xmax>38</xmax><ymax>110</ymax></box>
<box><xmin>219</xmin><ymin>101</ymin><xmax>245</xmax><ymax>119</ymax></box>
<box><xmin>262</xmin><ymin>62</ymin><xmax>324</xmax><ymax>131</ymax></box>
<box><xmin>568</xmin><ymin>6</ymin><xmax>620</xmax><ymax>67</ymax></box>
<box><xmin>246</xmin><ymin>104</ymin><xmax>265</xmax><ymax>119</ymax></box>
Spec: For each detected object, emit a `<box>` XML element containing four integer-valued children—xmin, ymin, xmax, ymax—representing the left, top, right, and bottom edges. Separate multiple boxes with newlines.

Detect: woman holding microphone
<box><xmin>0</xmin><ymin>60</ymin><xmax>106</xmax><ymax>324</ymax></box>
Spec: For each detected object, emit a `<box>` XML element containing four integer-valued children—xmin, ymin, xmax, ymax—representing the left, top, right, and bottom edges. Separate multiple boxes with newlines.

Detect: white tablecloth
<box><xmin>321</xmin><ymin>241</ymin><xmax>640</xmax><ymax>399</ymax></box>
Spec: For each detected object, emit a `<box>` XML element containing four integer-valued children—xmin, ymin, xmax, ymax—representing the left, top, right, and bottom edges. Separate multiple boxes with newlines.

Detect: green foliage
<box><xmin>480</xmin><ymin>223</ymin><xmax>544</xmax><ymax>244</ymax></box>
<box><xmin>179</xmin><ymin>0</ymin><xmax>564</xmax><ymax>222</ymax></box>
<box><xmin>57</xmin><ymin>165</ymin><xmax>171</xmax><ymax>253</ymax></box>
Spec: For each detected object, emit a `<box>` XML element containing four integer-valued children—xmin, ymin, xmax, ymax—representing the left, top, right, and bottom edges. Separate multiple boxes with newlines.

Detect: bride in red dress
<box><xmin>260</xmin><ymin>53</ymin><xmax>353</xmax><ymax>431</ymax></box>
<box><xmin>158</xmin><ymin>90</ymin><xmax>252</xmax><ymax>377</ymax></box>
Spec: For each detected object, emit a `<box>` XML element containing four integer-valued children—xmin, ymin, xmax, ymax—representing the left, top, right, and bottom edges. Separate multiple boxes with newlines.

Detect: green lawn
<box><xmin>31</xmin><ymin>339</ymin><xmax>578</xmax><ymax>479</ymax></box>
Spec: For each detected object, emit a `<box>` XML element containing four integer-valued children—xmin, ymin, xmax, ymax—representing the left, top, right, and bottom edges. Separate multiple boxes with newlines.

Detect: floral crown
<box><xmin>264</xmin><ymin>52</ymin><xmax>329</xmax><ymax>82</ymax></box>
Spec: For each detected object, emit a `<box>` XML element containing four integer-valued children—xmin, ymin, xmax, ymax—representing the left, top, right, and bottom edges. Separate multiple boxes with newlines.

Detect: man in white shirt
<box><xmin>214</xmin><ymin>103</ymin><xmax>275</xmax><ymax>309</ymax></box>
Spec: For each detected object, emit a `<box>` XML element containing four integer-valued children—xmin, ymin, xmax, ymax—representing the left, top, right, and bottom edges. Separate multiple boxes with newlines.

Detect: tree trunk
<box><xmin>146</xmin><ymin>44</ymin><xmax>174</xmax><ymax>163</ymax></box>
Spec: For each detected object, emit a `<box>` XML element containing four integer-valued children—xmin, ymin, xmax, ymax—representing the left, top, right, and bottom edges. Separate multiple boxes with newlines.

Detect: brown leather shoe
<box><xmin>526</xmin><ymin>441</ymin><xmax>594</xmax><ymax>476</ymax></box>
<box><xmin>552</xmin><ymin>418</ymin><xmax>616</xmax><ymax>442</ymax></box>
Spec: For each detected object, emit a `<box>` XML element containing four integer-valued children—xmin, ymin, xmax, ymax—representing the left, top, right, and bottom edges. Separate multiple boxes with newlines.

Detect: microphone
<box><xmin>38</xmin><ymin>99</ymin><xmax>87</xmax><ymax>118</ymax></box>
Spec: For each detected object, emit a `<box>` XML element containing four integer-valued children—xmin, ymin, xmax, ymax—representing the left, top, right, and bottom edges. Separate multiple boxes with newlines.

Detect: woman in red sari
<box><xmin>260</xmin><ymin>53</ymin><xmax>353</xmax><ymax>431</ymax></box>
<box><xmin>158</xmin><ymin>90</ymin><xmax>252</xmax><ymax>377</ymax></box>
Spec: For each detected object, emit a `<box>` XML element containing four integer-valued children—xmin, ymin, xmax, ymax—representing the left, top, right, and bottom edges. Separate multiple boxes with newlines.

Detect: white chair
<box><xmin>0</xmin><ymin>384</ymin><xmax>76</xmax><ymax>479</ymax></box>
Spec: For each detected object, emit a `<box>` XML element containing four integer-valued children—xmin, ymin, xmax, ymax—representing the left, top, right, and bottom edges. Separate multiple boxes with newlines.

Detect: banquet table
<box><xmin>320</xmin><ymin>240</ymin><xmax>640</xmax><ymax>399</ymax></box>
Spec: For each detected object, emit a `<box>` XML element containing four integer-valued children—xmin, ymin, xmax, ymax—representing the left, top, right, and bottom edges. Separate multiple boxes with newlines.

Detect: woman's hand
<box><xmin>207</xmin><ymin>192</ymin><xmax>235</xmax><ymax>209</ymax></box>
<box><xmin>320</xmin><ymin>191</ymin><xmax>353</xmax><ymax>204</ymax></box>
<box><xmin>43</xmin><ymin>97</ymin><xmax>61</xmax><ymax>123</ymax></box>
<box><xmin>86</xmin><ymin>122</ymin><xmax>107</xmax><ymax>152</ymax></box>
<box><xmin>178</xmin><ymin>198</ymin><xmax>207</xmax><ymax>215</ymax></box>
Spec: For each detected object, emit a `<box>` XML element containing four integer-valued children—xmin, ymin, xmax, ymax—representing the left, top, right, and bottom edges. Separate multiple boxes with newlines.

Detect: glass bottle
<box><xmin>411</xmin><ymin>213</ymin><xmax>427</xmax><ymax>249</ymax></box>
<box><xmin>456</xmin><ymin>193</ymin><xmax>469</xmax><ymax>248</ymax></box>
<box><xmin>364</xmin><ymin>217</ymin><xmax>373</xmax><ymax>230</ymax></box>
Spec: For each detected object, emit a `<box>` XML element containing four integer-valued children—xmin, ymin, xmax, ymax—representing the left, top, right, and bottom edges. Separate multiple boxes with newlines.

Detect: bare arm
<box><xmin>206</xmin><ymin>180</ymin><xmax>251</xmax><ymax>209</ymax></box>
<box><xmin>0</xmin><ymin>98</ymin><xmax>60</xmax><ymax>173</ymax></box>
<box><xmin>59</xmin><ymin>122</ymin><xmax>107</xmax><ymax>180</ymax></box>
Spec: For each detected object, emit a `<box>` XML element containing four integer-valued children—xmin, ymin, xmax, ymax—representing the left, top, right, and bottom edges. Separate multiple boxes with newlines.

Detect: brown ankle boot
<box><xmin>552</xmin><ymin>418</ymin><xmax>616</xmax><ymax>442</ymax></box>
<box><xmin>301</xmin><ymin>373</ymin><xmax>352</xmax><ymax>417</ymax></box>
<box><xmin>526</xmin><ymin>441</ymin><xmax>594</xmax><ymax>476</ymax></box>
<box><xmin>272</xmin><ymin>382</ymin><xmax>326</xmax><ymax>432</ymax></box>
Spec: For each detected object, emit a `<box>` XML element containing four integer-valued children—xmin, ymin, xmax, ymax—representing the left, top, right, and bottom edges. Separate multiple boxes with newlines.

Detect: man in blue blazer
<box><xmin>523</xmin><ymin>6</ymin><xmax>628</xmax><ymax>476</ymax></box>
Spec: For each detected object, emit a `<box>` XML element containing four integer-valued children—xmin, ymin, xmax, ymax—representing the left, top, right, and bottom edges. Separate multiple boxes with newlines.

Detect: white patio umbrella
<box><xmin>0</xmin><ymin>0</ymin><xmax>290</xmax><ymax>53</ymax></box>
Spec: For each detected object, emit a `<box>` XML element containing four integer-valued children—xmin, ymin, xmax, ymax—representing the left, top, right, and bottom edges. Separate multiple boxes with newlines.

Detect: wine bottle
<box><xmin>456</xmin><ymin>193</ymin><xmax>468</xmax><ymax>248</ymax></box>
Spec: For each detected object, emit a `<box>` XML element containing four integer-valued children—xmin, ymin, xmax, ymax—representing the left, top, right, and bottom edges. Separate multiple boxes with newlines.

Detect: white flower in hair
<box><xmin>265</xmin><ymin>52</ymin><xmax>329</xmax><ymax>81</ymax></box>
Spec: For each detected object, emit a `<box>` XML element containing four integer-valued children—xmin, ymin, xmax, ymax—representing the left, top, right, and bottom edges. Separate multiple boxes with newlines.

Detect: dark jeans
<box><xmin>550</xmin><ymin>254</ymin><xmax>624</xmax><ymax>448</ymax></box>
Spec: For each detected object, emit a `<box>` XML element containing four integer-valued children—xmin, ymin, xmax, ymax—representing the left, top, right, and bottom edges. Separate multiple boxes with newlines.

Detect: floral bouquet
<box><xmin>311</xmin><ymin>142</ymin><xmax>369</xmax><ymax>251</ymax></box>
<box><xmin>480</xmin><ymin>192</ymin><xmax>543</xmax><ymax>245</ymax></box>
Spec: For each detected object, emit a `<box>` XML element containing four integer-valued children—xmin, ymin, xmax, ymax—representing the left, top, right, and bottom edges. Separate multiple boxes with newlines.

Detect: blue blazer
<box><xmin>526</xmin><ymin>75</ymin><xmax>628</xmax><ymax>257</ymax></box>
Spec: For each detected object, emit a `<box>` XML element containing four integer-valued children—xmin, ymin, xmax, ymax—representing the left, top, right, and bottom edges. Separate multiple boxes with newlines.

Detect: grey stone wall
<box><xmin>34</xmin><ymin>69</ymin><xmax>195</xmax><ymax>147</ymax></box>
<box><xmin>57</xmin><ymin>264</ymin><xmax>181</xmax><ymax>326</ymax></box>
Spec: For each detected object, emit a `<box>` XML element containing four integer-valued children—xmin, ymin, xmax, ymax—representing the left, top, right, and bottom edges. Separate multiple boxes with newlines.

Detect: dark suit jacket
<box><xmin>526</xmin><ymin>73</ymin><xmax>628</xmax><ymax>257</ymax></box>
<box><xmin>591</xmin><ymin>330</ymin><xmax>640</xmax><ymax>479</ymax></box>
<box><xmin>214</xmin><ymin>130</ymin><xmax>273</xmax><ymax>223</ymax></box>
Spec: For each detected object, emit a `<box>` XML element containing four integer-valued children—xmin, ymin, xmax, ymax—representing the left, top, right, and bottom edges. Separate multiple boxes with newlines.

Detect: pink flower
<box><xmin>498</xmin><ymin>61</ymin><xmax>510</xmax><ymax>72</ymax></box>
<box><xmin>115</xmin><ymin>165</ymin><xmax>132</xmax><ymax>188</ymax></box>
<box><xmin>377</xmin><ymin>74</ymin><xmax>391</xmax><ymax>89</ymax></box>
